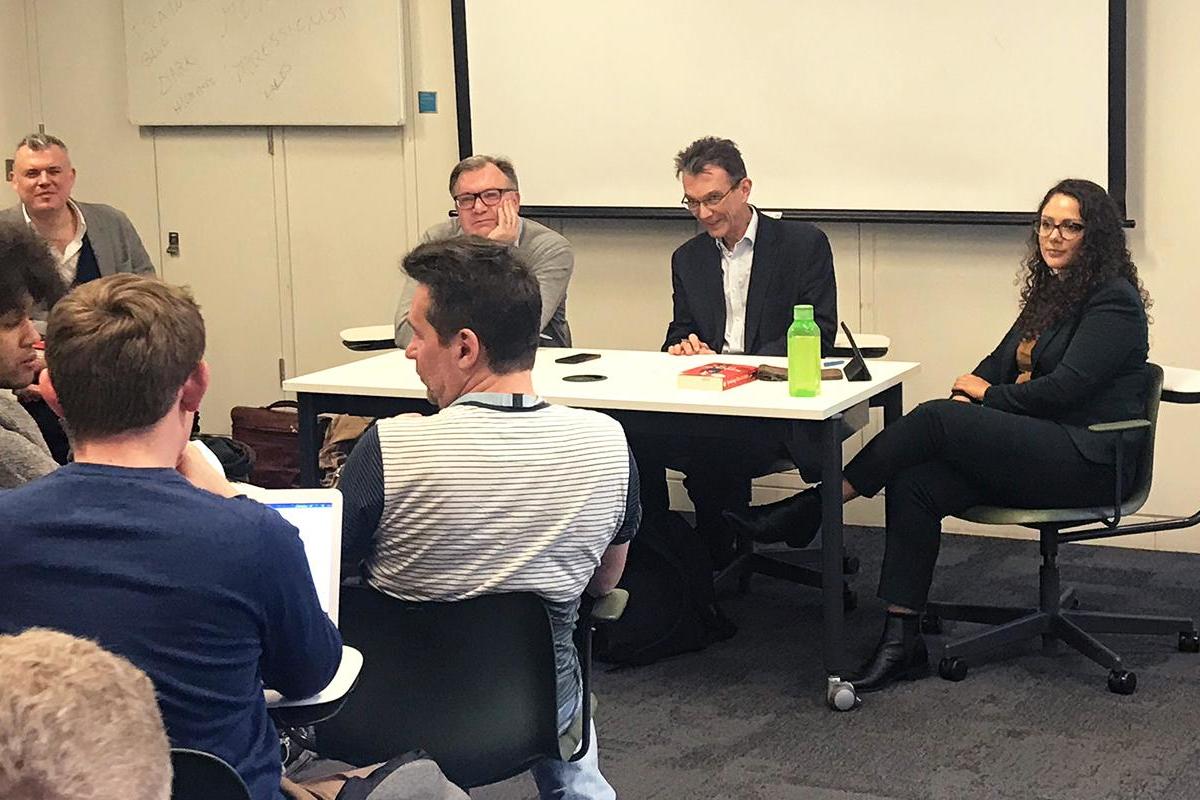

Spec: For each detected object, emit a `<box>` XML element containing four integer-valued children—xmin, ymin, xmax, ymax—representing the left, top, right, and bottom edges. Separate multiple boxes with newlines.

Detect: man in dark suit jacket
<box><xmin>638</xmin><ymin>137</ymin><xmax>837</xmax><ymax>565</ymax></box>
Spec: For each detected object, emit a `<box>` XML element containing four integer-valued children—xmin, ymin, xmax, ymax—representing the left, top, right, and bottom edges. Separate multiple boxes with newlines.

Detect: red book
<box><xmin>677</xmin><ymin>362</ymin><xmax>758</xmax><ymax>391</ymax></box>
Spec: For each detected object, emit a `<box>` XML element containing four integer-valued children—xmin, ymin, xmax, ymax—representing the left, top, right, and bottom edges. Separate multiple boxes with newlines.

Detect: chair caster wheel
<box><xmin>842</xmin><ymin>588</ymin><xmax>858</xmax><ymax>612</ymax></box>
<box><xmin>842</xmin><ymin>556</ymin><xmax>860</xmax><ymax>575</ymax></box>
<box><xmin>921</xmin><ymin>615</ymin><xmax>943</xmax><ymax>635</ymax></box>
<box><xmin>938</xmin><ymin>657</ymin><xmax>968</xmax><ymax>682</ymax></box>
<box><xmin>1107</xmin><ymin>669</ymin><xmax>1137</xmax><ymax>695</ymax></box>
<box><xmin>1179</xmin><ymin>631</ymin><xmax>1199</xmax><ymax>653</ymax></box>
<box><xmin>826</xmin><ymin>676</ymin><xmax>860</xmax><ymax>711</ymax></box>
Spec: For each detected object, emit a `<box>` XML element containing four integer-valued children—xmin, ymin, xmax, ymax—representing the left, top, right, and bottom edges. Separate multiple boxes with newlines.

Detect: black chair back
<box><xmin>316</xmin><ymin>585</ymin><xmax>561</xmax><ymax>788</ymax></box>
<box><xmin>170</xmin><ymin>748</ymin><xmax>250</xmax><ymax>800</ymax></box>
<box><xmin>1124</xmin><ymin>362</ymin><xmax>1164</xmax><ymax>511</ymax></box>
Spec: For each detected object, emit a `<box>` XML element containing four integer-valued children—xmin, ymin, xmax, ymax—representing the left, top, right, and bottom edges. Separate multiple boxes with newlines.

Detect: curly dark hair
<box><xmin>0</xmin><ymin>222</ymin><xmax>66</xmax><ymax>316</ymax></box>
<box><xmin>1015</xmin><ymin>178</ymin><xmax>1150</xmax><ymax>337</ymax></box>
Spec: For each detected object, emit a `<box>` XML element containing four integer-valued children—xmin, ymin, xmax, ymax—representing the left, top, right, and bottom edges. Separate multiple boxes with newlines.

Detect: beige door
<box><xmin>155</xmin><ymin>128</ymin><xmax>286</xmax><ymax>434</ymax></box>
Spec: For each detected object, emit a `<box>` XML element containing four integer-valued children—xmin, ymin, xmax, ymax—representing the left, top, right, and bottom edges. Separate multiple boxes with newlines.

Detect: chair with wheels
<box><xmin>924</xmin><ymin>363</ymin><xmax>1200</xmax><ymax>694</ymax></box>
<box><xmin>315</xmin><ymin>584</ymin><xmax>627</xmax><ymax>790</ymax></box>
<box><xmin>170</xmin><ymin>748</ymin><xmax>251</xmax><ymax>800</ymax></box>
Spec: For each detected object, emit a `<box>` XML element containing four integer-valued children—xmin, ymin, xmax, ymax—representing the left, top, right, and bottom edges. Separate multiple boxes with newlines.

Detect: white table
<box><xmin>284</xmin><ymin>347</ymin><xmax>920</xmax><ymax>703</ymax></box>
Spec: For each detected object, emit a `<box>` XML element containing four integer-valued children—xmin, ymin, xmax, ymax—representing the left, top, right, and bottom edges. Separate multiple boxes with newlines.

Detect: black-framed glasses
<box><xmin>453</xmin><ymin>188</ymin><xmax>517</xmax><ymax>210</ymax></box>
<box><xmin>1036</xmin><ymin>217</ymin><xmax>1085</xmax><ymax>240</ymax></box>
<box><xmin>680</xmin><ymin>178</ymin><xmax>744</xmax><ymax>212</ymax></box>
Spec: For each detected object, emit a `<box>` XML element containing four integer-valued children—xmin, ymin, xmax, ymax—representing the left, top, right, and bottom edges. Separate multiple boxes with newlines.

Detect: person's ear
<box><xmin>740</xmin><ymin>177</ymin><xmax>752</xmax><ymax>199</ymax></box>
<box><xmin>456</xmin><ymin>328</ymin><xmax>482</xmax><ymax>370</ymax></box>
<box><xmin>38</xmin><ymin>369</ymin><xmax>65</xmax><ymax>418</ymax></box>
<box><xmin>180</xmin><ymin>360</ymin><xmax>210</xmax><ymax>413</ymax></box>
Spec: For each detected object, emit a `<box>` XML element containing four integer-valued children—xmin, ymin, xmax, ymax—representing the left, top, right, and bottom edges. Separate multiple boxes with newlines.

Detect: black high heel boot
<box><xmin>849</xmin><ymin>612</ymin><xmax>929</xmax><ymax>693</ymax></box>
<box><xmin>722</xmin><ymin>486</ymin><xmax>822</xmax><ymax>547</ymax></box>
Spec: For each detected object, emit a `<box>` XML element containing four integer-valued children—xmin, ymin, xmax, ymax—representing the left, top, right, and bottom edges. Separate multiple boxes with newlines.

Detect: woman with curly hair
<box><xmin>727</xmin><ymin>178</ymin><xmax>1152</xmax><ymax>693</ymax></box>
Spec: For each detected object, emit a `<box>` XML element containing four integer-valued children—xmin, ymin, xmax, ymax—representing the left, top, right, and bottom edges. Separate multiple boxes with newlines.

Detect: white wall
<box><xmin>5</xmin><ymin>0</ymin><xmax>1198</xmax><ymax>551</ymax></box>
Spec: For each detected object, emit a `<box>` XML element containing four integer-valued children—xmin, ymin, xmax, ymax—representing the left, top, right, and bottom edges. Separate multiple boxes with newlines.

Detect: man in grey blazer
<box><xmin>394</xmin><ymin>155</ymin><xmax>573</xmax><ymax>348</ymax></box>
<box><xmin>3</xmin><ymin>132</ymin><xmax>156</xmax><ymax>461</ymax></box>
<box><xmin>4</xmin><ymin>133</ymin><xmax>155</xmax><ymax>311</ymax></box>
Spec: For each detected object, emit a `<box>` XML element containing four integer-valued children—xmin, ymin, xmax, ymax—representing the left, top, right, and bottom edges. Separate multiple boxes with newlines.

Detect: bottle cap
<box><xmin>793</xmin><ymin>304</ymin><xmax>814</xmax><ymax>321</ymax></box>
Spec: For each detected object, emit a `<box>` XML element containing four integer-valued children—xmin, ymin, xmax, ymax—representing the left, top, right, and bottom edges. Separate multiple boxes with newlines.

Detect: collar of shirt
<box><xmin>23</xmin><ymin>199</ymin><xmax>87</xmax><ymax>275</ymax></box>
<box><xmin>714</xmin><ymin>206</ymin><xmax>758</xmax><ymax>259</ymax></box>
<box><xmin>449</xmin><ymin>391</ymin><xmax>543</xmax><ymax>410</ymax></box>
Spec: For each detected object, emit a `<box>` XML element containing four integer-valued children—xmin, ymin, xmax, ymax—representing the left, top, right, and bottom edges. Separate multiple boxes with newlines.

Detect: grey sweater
<box><xmin>0</xmin><ymin>391</ymin><xmax>57</xmax><ymax>488</ymax></box>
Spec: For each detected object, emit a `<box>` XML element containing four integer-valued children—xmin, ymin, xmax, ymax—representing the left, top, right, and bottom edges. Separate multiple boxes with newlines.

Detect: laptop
<box><xmin>259</xmin><ymin>488</ymin><xmax>343</xmax><ymax>625</ymax></box>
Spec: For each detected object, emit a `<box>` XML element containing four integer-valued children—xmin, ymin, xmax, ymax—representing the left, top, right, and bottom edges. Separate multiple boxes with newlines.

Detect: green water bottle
<box><xmin>787</xmin><ymin>304</ymin><xmax>821</xmax><ymax>397</ymax></box>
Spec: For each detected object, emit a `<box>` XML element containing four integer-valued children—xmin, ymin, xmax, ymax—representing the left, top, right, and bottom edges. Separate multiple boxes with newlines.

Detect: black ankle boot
<box><xmin>722</xmin><ymin>487</ymin><xmax>822</xmax><ymax>547</ymax></box>
<box><xmin>849</xmin><ymin>612</ymin><xmax>929</xmax><ymax>693</ymax></box>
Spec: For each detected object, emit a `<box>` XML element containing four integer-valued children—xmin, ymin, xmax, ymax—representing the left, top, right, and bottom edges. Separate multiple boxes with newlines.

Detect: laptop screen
<box><xmin>264</xmin><ymin>496</ymin><xmax>342</xmax><ymax>625</ymax></box>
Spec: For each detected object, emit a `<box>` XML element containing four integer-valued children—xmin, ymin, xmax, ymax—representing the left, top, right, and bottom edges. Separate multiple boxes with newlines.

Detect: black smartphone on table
<box><xmin>554</xmin><ymin>352</ymin><xmax>601</xmax><ymax>365</ymax></box>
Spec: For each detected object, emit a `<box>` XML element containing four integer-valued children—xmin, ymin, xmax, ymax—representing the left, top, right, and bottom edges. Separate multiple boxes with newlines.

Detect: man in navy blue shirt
<box><xmin>0</xmin><ymin>274</ymin><xmax>342</xmax><ymax>800</ymax></box>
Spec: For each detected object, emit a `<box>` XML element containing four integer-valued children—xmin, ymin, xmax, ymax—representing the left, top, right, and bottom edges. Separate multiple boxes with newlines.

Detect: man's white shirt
<box><xmin>716</xmin><ymin>208</ymin><xmax>758</xmax><ymax>354</ymax></box>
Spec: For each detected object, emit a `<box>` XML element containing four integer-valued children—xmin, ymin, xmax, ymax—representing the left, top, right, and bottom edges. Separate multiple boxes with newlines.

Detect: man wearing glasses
<box><xmin>394</xmin><ymin>155</ymin><xmax>573</xmax><ymax>348</ymax></box>
<box><xmin>639</xmin><ymin>136</ymin><xmax>838</xmax><ymax>566</ymax></box>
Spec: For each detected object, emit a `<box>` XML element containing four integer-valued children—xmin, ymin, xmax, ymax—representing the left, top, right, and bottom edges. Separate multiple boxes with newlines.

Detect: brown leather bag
<box><xmin>230</xmin><ymin>401</ymin><xmax>307</xmax><ymax>488</ymax></box>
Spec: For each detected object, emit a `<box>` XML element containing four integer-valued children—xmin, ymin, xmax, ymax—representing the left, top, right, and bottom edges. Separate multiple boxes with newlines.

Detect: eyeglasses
<box><xmin>680</xmin><ymin>179</ymin><xmax>744</xmax><ymax>212</ymax></box>
<box><xmin>453</xmin><ymin>188</ymin><xmax>517</xmax><ymax>210</ymax></box>
<box><xmin>1036</xmin><ymin>217</ymin><xmax>1086</xmax><ymax>240</ymax></box>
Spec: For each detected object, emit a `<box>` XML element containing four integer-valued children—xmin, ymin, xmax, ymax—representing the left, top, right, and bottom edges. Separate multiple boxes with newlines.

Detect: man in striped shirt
<box><xmin>340</xmin><ymin>237</ymin><xmax>640</xmax><ymax>800</ymax></box>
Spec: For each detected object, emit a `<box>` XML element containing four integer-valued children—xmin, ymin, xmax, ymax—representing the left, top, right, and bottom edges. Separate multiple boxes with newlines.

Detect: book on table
<box><xmin>677</xmin><ymin>362</ymin><xmax>758</xmax><ymax>391</ymax></box>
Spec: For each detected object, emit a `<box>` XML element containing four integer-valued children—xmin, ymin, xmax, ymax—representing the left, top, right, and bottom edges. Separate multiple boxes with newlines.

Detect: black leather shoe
<box><xmin>849</xmin><ymin>613</ymin><xmax>929</xmax><ymax>693</ymax></box>
<box><xmin>722</xmin><ymin>487</ymin><xmax>822</xmax><ymax>548</ymax></box>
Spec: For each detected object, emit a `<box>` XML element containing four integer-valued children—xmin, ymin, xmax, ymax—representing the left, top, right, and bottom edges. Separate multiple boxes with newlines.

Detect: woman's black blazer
<box><xmin>971</xmin><ymin>276</ymin><xmax>1149</xmax><ymax>465</ymax></box>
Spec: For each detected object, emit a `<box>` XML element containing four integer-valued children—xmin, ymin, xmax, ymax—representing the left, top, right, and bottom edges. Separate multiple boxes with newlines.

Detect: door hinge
<box><xmin>278</xmin><ymin>357</ymin><xmax>287</xmax><ymax>384</ymax></box>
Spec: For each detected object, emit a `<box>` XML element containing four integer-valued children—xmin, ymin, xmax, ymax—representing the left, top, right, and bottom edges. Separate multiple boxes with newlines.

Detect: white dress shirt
<box><xmin>23</xmin><ymin>199</ymin><xmax>87</xmax><ymax>286</ymax></box>
<box><xmin>716</xmin><ymin>207</ymin><xmax>759</xmax><ymax>354</ymax></box>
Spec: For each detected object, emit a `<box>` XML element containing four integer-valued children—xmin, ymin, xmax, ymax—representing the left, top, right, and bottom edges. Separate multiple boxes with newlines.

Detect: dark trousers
<box><xmin>629</xmin><ymin>430</ymin><xmax>794</xmax><ymax>563</ymax></box>
<box><xmin>843</xmin><ymin>399</ymin><xmax>1129</xmax><ymax>610</ymax></box>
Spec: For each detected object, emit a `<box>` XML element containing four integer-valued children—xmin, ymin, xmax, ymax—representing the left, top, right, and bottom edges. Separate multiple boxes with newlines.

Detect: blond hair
<box><xmin>46</xmin><ymin>274</ymin><xmax>205</xmax><ymax>439</ymax></box>
<box><xmin>0</xmin><ymin>628</ymin><xmax>172</xmax><ymax>800</ymax></box>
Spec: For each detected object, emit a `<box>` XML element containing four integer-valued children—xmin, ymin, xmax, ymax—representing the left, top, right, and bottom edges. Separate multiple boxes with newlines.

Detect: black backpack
<box><xmin>593</xmin><ymin>509</ymin><xmax>736</xmax><ymax>666</ymax></box>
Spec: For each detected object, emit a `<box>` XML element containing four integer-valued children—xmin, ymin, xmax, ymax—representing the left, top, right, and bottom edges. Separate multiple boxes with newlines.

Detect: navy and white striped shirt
<box><xmin>339</xmin><ymin>392</ymin><xmax>640</xmax><ymax>719</ymax></box>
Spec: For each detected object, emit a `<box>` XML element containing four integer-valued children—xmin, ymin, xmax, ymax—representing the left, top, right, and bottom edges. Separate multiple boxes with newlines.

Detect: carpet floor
<box><xmin>473</xmin><ymin>527</ymin><xmax>1200</xmax><ymax>800</ymax></box>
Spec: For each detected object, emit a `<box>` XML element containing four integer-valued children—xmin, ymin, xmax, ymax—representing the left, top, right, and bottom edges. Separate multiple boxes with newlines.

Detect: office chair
<box><xmin>924</xmin><ymin>363</ymin><xmax>1200</xmax><ymax>694</ymax></box>
<box><xmin>170</xmin><ymin>748</ymin><xmax>250</xmax><ymax>800</ymax></box>
<box><xmin>315</xmin><ymin>585</ymin><xmax>627</xmax><ymax>790</ymax></box>
<box><xmin>716</xmin><ymin>333</ymin><xmax>892</xmax><ymax>608</ymax></box>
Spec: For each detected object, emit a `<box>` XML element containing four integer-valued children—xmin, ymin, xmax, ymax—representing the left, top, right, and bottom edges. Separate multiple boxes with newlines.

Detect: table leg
<box><xmin>877</xmin><ymin>383</ymin><xmax>903</xmax><ymax>427</ymax></box>
<box><xmin>298</xmin><ymin>393</ymin><xmax>321</xmax><ymax>488</ymax></box>
<box><xmin>820</xmin><ymin>414</ymin><xmax>847</xmax><ymax>678</ymax></box>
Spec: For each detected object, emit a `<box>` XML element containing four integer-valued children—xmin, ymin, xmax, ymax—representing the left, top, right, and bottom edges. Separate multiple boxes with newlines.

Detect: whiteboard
<box><xmin>124</xmin><ymin>0</ymin><xmax>405</xmax><ymax>126</ymax></box>
<box><xmin>460</xmin><ymin>0</ymin><xmax>1113</xmax><ymax>217</ymax></box>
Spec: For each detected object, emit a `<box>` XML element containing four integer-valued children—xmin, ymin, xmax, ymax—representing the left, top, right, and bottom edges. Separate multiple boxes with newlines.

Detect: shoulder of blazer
<box><xmin>761</xmin><ymin>215</ymin><xmax>824</xmax><ymax>246</ymax></box>
<box><xmin>0</xmin><ymin>204</ymin><xmax>24</xmax><ymax>224</ymax></box>
<box><xmin>74</xmin><ymin>201</ymin><xmax>127</xmax><ymax>228</ymax></box>
<box><xmin>672</xmin><ymin>229</ymin><xmax>717</xmax><ymax>267</ymax></box>
<box><xmin>1079</xmin><ymin>276</ymin><xmax>1145</xmax><ymax>316</ymax></box>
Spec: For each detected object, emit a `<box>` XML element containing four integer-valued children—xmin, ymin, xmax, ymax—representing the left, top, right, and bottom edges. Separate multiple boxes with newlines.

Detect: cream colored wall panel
<box><xmin>406</xmin><ymin>0</ymin><xmax>461</xmax><ymax>237</ymax></box>
<box><xmin>1125</xmin><ymin>0</ymin><xmax>1200</xmax><ymax>528</ymax></box>
<box><xmin>868</xmin><ymin>225</ymin><xmax>1028</xmax><ymax>411</ymax></box>
<box><xmin>555</xmin><ymin>218</ymin><xmax>683</xmax><ymax>351</ymax></box>
<box><xmin>155</xmin><ymin>129</ymin><xmax>284</xmax><ymax>435</ymax></box>
<box><xmin>282</xmin><ymin>128</ymin><xmax>409</xmax><ymax>375</ymax></box>
<box><xmin>30</xmin><ymin>0</ymin><xmax>159</xmax><ymax>262</ymax></box>
<box><xmin>0</xmin><ymin>1</ymin><xmax>34</xmax><ymax>148</ymax></box>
